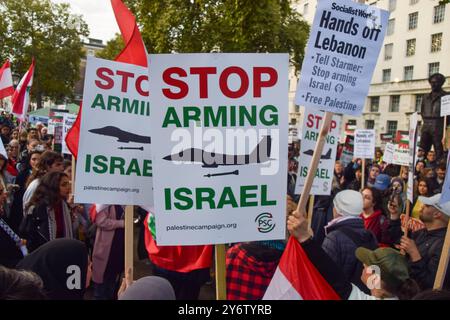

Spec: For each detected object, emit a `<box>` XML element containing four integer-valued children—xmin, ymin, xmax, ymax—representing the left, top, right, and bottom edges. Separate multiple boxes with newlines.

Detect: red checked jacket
<box><xmin>226</xmin><ymin>243</ymin><xmax>282</xmax><ymax>300</ymax></box>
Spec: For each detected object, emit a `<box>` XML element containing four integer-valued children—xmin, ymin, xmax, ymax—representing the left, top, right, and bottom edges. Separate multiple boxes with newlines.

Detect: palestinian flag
<box><xmin>12</xmin><ymin>59</ymin><xmax>35</xmax><ymax>121</ymax></box>
<box><xmin>396</xmin><ymin>130</ymin><xmax>409</xmax><ymax>146</ymax></box>
<box><xmin>0</xmin><ymin>60</ymin><xmax>14</xmax><ymax>99</ymax></box>
<box><xmin>263</xmin><ymin>237</ymin><xmax>340</xmax><ymax>300</ymax></box>
<box><xmin>143</xmin><ymin>213</ymin><xmax>213</xmax><ymax>273</ymax></box>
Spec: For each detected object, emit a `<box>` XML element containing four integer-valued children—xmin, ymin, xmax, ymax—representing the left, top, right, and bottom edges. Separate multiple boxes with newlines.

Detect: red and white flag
<box><xmin>0</xmin><ymin>60</ymin><xmax>14</xmax><ymax>99</ymax></box>
<box><xmin>65</xmin><ymin>0</ymin><xmax>148</xmax><ymax>158</ymax></box>
<box><xmin>263</xmin><ymin>237</ymin><xmax>340</xmax><ymax>300</ymax></box>
<box><xmin>12</xmin><ymin>59</ymin><xmax>35</xmax><ymax>120</ymax></box>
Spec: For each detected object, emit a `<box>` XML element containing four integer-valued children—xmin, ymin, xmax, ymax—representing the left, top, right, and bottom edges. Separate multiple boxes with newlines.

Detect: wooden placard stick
<box><xmin>215</xmin><ymin>244</ymin><xmax>227</xmax><ymax>300</ymax></box>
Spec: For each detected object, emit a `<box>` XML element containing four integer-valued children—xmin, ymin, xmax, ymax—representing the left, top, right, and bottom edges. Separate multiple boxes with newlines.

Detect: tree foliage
<box><xmin>0</xmin><ymin>0</ymin><xmax>89</xmax><ymax>107</ymax></box>
<box><xmin>99</xmin><ymin>0</ymin><xmax>309</xmax><ymax>72</ymax></box>
<box><xmin>95</xmin><ymin>33</ymin><xmax>124</xmax><ymax>60</ymax></box>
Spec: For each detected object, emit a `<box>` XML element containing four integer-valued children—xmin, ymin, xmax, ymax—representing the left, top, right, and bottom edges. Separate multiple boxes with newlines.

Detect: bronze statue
<box><xmin>419</xmin><ymin>73</ymin><xmax>447</xmax><ymax>161</ymax></box>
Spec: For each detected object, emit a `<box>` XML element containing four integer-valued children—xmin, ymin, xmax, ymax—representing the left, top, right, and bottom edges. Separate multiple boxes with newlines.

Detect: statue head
<box><xmin>428</xmin><ymin>73</ymin><xmax>446</xmax><ymax>92</ymax></box>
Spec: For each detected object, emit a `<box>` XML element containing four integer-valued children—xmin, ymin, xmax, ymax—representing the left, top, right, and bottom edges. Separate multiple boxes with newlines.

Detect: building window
<box><xmin>387</xmin><ymin>121</ymin><xmax>398</xmax><ymax>136</ymax></box>
<box><xmin>389</xmin><ymin>0</ymin><xmax>396</xmax><ymax>12</ymax></box>
<box><xmin>408</xmin><ymin>12</ymin><xmax>418</xmax><ymax>30</ymax></box>
<box><xmin>404</xmin><ymin>66</ymin><xmax>414</xmax><ymax>81</ymax></box>
<box><xmin>366</xmin><ymin>120</ymin><xmax>375</xmax><ymax>130</ymax></box>
<box><xmin>303</xmin><ymin>3</ymin><xmax>309</xmax><ymax>15</ymax></box>
<box><xmin>410</xmin><ymin>0</ymin><xmax>419</xmax><ymax>4</ymax></box>
<box><xmin>415</xmin><ymin>94</ymin><xmax>423</xmax><ymax>112</ymax></box>
<box><xmin>406</xmin><ymin>39</ymin><xmax>416</xmax><ymax>56</ymax></box>
<box><xmin>384</xmin><ymin>43</ymin><xmax>393</xmax><ymax>60</ymax></box>
<box><xmin>389</xmin><ymin>95</ymin><xmax>400</xmax><ymax>112</ymax></box>
<box><xmin>387</xmin><ymin>19</ymin><xmax>395</xmax><ymax>35</ymax></box>
<box><xmin>382</xmin><ymin>69</ymin><xmax>391</xmax><ymax>82</ymax></box>
<box><xmin>431</xmin><ymin>33</ymin><xmax>442</xmax><ymax>52</ymax></box>
<box><xmin>433</xmin><ymin>4</ymin><xmax>445</xmax><ymax>24</ymax></box>
<box><xmin>429</xmin><ymin>62</ymin><xmax>440</xmax><ymax>76</ymax></box>
<box><xmin>370</xmin><ymin>96</ymin><xmax>380</xmax><ymax>112</ymax></box>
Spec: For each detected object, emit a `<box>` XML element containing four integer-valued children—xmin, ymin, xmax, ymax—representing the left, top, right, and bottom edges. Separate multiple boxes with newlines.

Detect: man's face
<box><xmin>8</xmin><ymin>143</ymin><xmax>19</xmax><ymax>159</ymax></box>
<box><xmin>437</xmin><ymin>168</ymin><xmax>446</xmax><ymax>179</ymax></box>
<box><xmin>420</xmin><ymin>204</ymin><xmax>438</xmax><ymax>223</ymax></box>
<box><xmin>1</xmin><ymin>126</ymin><xmax>10</xmax><ymax>136</ymax></box>
<box><xmin>362</xmin><ymin>189</ymin><xmax>374</xmax><ymax>210</ymax></box>
<box><xmin>429</xmin><ymin>77</ymin><xmax>443</xmax><ymax>92</ymax></box>
<box><xmin>370</xmin><ymin>167</ymin><xmax>380</xmax><ymax>179</ymax></box>
<box><xmin>427</xmin><ymin>151</ymin><xmax>436</xmax><ymax>162</ymax></box>
<box><xmin>417</xmin><ymin>149</ymin><xmax>425</xmax><ymax>158</ymax></box>
<box><xmin>28</xmin><ymin>130</ymin><xmax>38</xmax><ymax>139</ymax></box>
<box><xmin>335</xmin><ymin>163</ymin><xmax>343</xmax><ymax>174</ymax></box>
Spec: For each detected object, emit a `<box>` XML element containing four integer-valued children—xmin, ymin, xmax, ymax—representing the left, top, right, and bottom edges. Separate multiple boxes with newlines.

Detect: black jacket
<box><xmin>21</xmin><ymin>204</ymin><xmax>53</xmax><ymax>253</ymax></box>
<box><xmin>0</xmin><ymin>218</ymin><xmax>24</xmax><ymax>267</ymax></box>
<box><xmin>322</xmin><ymin>218</ymin><xmax>378</xmax><ymax>292</ymax></box>
<box><xmin>409</xmin><ymin>227</ymin><xmax>450</xmax><ymax>290</ymax></box>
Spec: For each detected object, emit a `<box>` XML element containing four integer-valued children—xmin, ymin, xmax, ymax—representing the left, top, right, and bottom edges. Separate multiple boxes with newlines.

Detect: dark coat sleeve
<box><xmin>302</xmin><ymin>239</ymin><xmax>353</xmax><ymax>299</ymax></box>
<box><xmin>409</xmin><ymin>237</ymin><xmax>443</xmax><ymax>289</ymax></box>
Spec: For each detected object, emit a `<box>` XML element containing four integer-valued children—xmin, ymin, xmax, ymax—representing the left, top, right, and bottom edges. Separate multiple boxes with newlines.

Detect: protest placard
<box><xmin>340</xmin><ymin>135</ymin><xmax>354</xmax><ymax>167</ymax></box>
<box><xmin>354</xmin><ymin>129</ymin><xmax>375</xmax><ymax>159</ymax></box>
<box><xmin>440</xmin><ymin>95</ymin><xmax>450</xmax><ymax>116</ymax></box>
<box><xmin>295</xmin><ymin>109</ymin><xmax>340</xmax><ymax>195</ymax></box>
<box><xmin>62</xmin><ymin>113</ymin><xmax>77</xmax><ymax>155</ymax></box>
<box><xmin>383</xmin><ymin>142</ymin><xmax>395</xmax><ymax>164</ymax></box>
<box><xmin>74</xmin><ymin>56</ymin><xmax>153</xmax><ymax>205</ymax></box>
<box><xmin>407</xmin><ymin>113</ymin><xmax>418</xmax><ymax>203</ymax></box>
<box><xmin>149</xmin><ymin>53</ymin><xmax>288</xmax><ymax>245</ymax></box>
<box><xmin>392</xmin><ymin>144</ymin><xmax>409</xmax><ymax>166</ymax></box>
<box><xmin>295</xmin><ymin>0</ymin><xmax>389</xmax><ymax>116</ymax></box>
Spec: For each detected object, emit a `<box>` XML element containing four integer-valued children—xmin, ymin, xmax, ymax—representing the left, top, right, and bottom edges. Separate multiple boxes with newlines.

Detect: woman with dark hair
<box><xmin>360</xmin><ymin>187</ymin><xmax>392</xmax><ymax>246</ymax></box>
<box><xmin>415</xmin><ymin>160</ymin><xmax>426</xmax><ymax>181</ymax></box>
<box><xmin>0</xmin><ymin>266</ymin><xmax>46</xmax><ymax>300</ymax></box>
<box><xmin>16</xmin><ymin>239</ymin><xmax>90</xmax><ymax>300</ymax></box>
<box><xmin>411</xmin><ymin>178</ymin><xmax>433</xmax><ymax>219</ymax></box>
<box><xmin>22</xmin><ymin>150</ymin><xmax>64</xmax><ymax>213</ymax></box>
<box><xmin>8</xmin><ymin>150</ymin><xmax>42</xmax><ymax>231</ymax></box>
<box><xmin>22</xmin><ymin>171</ymin><xmax>74</xmax><ymax>252</ymax></box>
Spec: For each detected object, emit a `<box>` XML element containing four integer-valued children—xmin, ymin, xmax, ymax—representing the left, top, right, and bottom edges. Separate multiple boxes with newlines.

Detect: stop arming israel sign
<box><xmin>75</xmin><ymin>56</ymin><xmax>153</xmax><ymax>206</ymax></box>
<box><xmin>295</xmin><ymin>109</ymin><xmax>340</xmax><ymax>196</ymax></box>
<box><xmin>149</xmin><ymin>53</ymin><xmax>288</xmax><ymax>245</ymax></box>
<box><xmin>295</xmin><ymin>0</ymin><xmax>389</xmax><ymax>116</ymax></box>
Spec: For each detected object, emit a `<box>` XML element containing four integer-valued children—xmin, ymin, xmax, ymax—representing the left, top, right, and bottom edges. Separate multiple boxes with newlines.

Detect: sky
<box><xmin>51</xmin><ymin>0</ymin><xmax>120</xmax><ymax>44</ymax></box>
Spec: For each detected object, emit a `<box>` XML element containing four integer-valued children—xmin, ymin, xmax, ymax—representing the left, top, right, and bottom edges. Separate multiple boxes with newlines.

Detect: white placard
<box><xmin>392</xmin><ymin>145</ymin><xmax>409</xmax><ymax>166</ymax></box>
<box><xmin>295</xmin><ymin>0</ymin><xmax>389</xmax><ymax>116</ymax></box>
<box><xmin>149</xmin><ymin>53</ymin><xmax>288</xmax><ymax>245</ymax></box>
<box><xmin>354</xmin><ymin>129</ymin><xmax>375</xmax><ymax>159</ymax></box>
<box><xmin>441</xmin><ymin>95</ymin><xmax>450</xmax><ymax>116</ymax></box>
<box><xmin>75</xmin><ymin>56</ymin><xmax>153</xmax><ymax>206</ymax></box>
<box><xmin>295</xmin><ymin>109</ymin><xmax>340</xmax><ymax>195</ymax></box>
<box><xmin>407</xmin><ymin>112</ymin><xmax>418</xmax><ymax>203</ymax></box>
<box><xmin>383</xmin><ymin>142</ymin><xmax>395</xmax><ymax>164</ymax></box>
<box><xmin>62</xmin><ymin>114</ymin><xmax>77</xmax><ymax>155</ymax></box>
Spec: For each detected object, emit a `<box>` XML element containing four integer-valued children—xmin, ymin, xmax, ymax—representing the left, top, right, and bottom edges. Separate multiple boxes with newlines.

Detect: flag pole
<box><xmin>434</xmin><ymin>220</ymin><xmax>450</xmax><ymax>289</ymax></box>
<box><xmin>361</xmin><ymin>158</ymin><xmax>366</xmax><ymax>191</ymax></box>
<box><xmin>307</xmin><ymin>195</ymin><xmax>315</xmax><ymax>230</ymax></box>
<box><xmin>443</xmin><ymin>116</ymin><xmax>447</xmax><ymax>151</ymax></box>
<box><xmin>215</xmin><ymin>244</ymin><xmax>227</xmax><ymax>300</ymax></box>
<box><xmin>125</xmin><ymin>205</ymin><xmax>134</xmax><ymax>281</ymax></box>
<box><xmin>297</xmin><ymin>112</ymin><xmax>333</xmax><ymax>213</ymax></box>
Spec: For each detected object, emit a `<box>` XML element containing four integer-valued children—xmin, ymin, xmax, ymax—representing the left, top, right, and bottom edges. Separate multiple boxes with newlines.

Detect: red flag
<box><xmin>0</xmin><ymin>60</ymin><xmax>14</xmax><ymax>99</ymax></box>
<box><xmin>65</xmin><ymin>0</ymin><xmax>147</xmax><ymax>158</ymax></box>
<box><xmin>12</xmin><ymin>59</ymin><xmax>35</xmax><ymax>121</ymax></box>
<box><xmin>263</xmin><ymin>237</ymin><xmax>340</xmax><ymax>300</ymax></box>
<box><xmin>143</xmin><ymin>213</ymin><xmax>213</xmax><ymax>273</ymax></box>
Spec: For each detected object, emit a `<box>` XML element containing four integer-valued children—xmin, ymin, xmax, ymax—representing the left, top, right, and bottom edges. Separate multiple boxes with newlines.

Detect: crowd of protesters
<box><xmin>1</xmin><ymin>98</ymin><xmax>450</xmax><ymax>300</ymax></box>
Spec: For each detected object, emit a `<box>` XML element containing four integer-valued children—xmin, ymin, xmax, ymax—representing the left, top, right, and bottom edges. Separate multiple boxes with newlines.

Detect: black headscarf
<box><xmin>16</xmin><ymin>239</ymin><xmax>88</xmax><ymax>300</ymax></box>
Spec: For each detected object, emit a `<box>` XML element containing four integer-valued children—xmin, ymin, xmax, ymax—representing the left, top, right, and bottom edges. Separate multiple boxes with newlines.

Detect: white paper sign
<box><xmin>383</xmin><ymin>142</ymin><xmax>395</xmax><ymax>164</ymax></box>
<box><xmin>295</xmin><ymin>0</ymin><xmax>389</xmax><ymax>116</ymax></box>
<box><xmin>392</xmin><ymin>145</ymin><xmax>409</xmax><ymax>166</ymax></box>
<box><xmin>354</xmin><ymin>129</ymin><xmax>375</xmax><ymax>159</ymax></box>
<box><xmin>62</xmin><ymin>114</ymin><xmax>77</xmax><ymax>155</ymax></box>
<box><xmin>441</xmin><ymin>95</ymin><xmax>450</xmax><ymax>116</ymax></box>
<box><xmin>75</xmin><ymin>56</ymin><xmax>153</xmax><ymax>206</ymax></box>
<box><xmin>295</xmin><ymin>109</ymin><xmax>340</xmax><ymax>195</ymax></box>
<box><xmin>149</xmin><ymin>53</ymin><xmax>288</xmax><ymax>245</ymax></box>
<box><xmin>407</xmin><ymin>113</ymin><xmax>418</xmax><ymax>203</ymax></box>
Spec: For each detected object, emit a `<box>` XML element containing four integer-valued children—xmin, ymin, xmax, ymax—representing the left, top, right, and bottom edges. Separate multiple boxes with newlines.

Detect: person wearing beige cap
<box><xmin>397</xmin><ymin>193</ymin><xmax>450</xmax><ymax>290</ymax></box>
<box><xmin>322</xmin><ymin>190</ymin><xmax>378</xmax><ymax>294</ymax></box>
